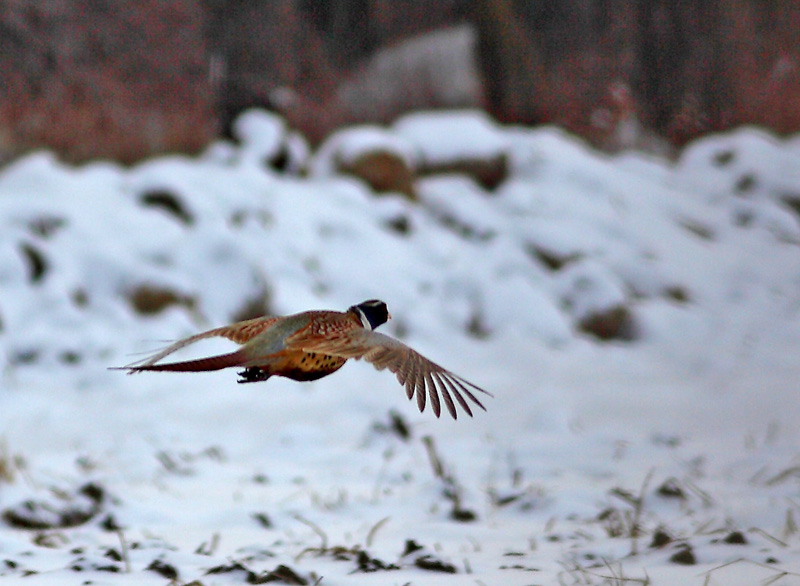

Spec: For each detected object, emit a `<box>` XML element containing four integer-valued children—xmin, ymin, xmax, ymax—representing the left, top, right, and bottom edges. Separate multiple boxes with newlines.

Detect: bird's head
<box><xmin>350</xmin><ymin>299</ymin><xmax>390</xmax><ymax>330</ymax></box>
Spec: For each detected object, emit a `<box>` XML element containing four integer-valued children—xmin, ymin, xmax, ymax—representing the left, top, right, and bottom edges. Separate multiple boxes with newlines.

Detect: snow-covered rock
<box><xmin>394</xmin><ymin>109</ymin><xmax>510</xmax><ymax>188</ymax></box>
<box><xmin>310</xmin><ymin>125</ymin><xmax>418</xmax><ymax>197</ymax></box>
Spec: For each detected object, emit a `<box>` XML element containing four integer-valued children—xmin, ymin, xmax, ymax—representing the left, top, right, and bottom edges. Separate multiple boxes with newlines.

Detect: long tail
<box><xmin>112</xmin><ymin>316</ymin><xmax>280</xmax><ymax>375</ymax></box>
<box><xmin>116</xmin><ymin>350</ymin><xmax>248</xmax><ymax>374</ymax></box>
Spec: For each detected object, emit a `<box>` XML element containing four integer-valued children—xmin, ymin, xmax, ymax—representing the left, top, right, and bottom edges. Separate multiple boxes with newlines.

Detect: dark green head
<box><xmin>350</xmin><ymin>299</ymin><xmax>390</xmax><ymax>330</ymax></box>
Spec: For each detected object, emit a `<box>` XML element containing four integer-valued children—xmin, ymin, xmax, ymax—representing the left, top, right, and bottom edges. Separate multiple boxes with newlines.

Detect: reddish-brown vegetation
<box><xmin>0</xmin><ymin>0</ymin><xmax>798</xmax><ymax>162</ymax></box>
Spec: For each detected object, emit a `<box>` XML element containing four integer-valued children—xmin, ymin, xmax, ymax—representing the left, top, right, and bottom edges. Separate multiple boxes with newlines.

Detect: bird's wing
<box><xmin>114</xmin><ymin>315</ymin><xmax>281</xmax><ymax>372</ymax></box>
<box><xmin>286</xmin><ymin>329</ymin><xmax>492</xmax><ymax>419</ymax></box>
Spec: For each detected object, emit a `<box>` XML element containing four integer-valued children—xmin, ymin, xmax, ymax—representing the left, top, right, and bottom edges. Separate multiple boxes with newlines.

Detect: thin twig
<box><xmin>422</xmin><ymin>435</ymin><xmax>445</xmax><ymax>479</ymax></box>
<box><xmin>115</xmin><ymin>528</ymin><xmax>131</xmax><ymax>573</ymax></box>
<box><xmin>630</xmin><ymin>469</ymin><xmax>654</xmax><ymax>556</ymax></box>
<box><xmin>292</xmin><ymin>513</ymin><xmax>328</xmax><ymax>550</ymax></box>
<box><xmin>366</xmin><ymin>516</ymin><xmax>390</xmax><ymax>548</ymax></box>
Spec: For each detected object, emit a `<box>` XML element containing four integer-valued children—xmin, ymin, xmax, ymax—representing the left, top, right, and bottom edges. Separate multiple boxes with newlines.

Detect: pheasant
<box><xmin>115</xmin><ymin>300</ymin><xmax>491</xmax><ymax>419</ymax></box>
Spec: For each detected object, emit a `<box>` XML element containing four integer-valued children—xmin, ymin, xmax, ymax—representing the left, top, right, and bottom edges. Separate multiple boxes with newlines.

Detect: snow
<box><xmin>223</xmin><ymin>109</ymin><xmax>309</xmax><ymax>174</ymax></box>
<box><xmin>1</xmin><ymin>111</ymin><xmax>800</xmax><ymax>585</ymax></box>
<box><xmin>394</xmin><ymin>109</ymin><xmax>509</xmax><ymax>165</ymax></box>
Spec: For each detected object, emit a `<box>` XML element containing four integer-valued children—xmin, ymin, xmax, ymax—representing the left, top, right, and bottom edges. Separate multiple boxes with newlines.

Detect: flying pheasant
<box><xmin>115</xmin><ymin>300</ymin><xmax>491</xmax><ymax>419</ymax></box>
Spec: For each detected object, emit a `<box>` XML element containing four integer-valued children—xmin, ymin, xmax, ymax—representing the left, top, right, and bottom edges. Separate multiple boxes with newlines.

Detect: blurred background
<box><xmin>2</xmin><ymin>0</ymin><xmax>799</xmax><ymax>165</ymax></box>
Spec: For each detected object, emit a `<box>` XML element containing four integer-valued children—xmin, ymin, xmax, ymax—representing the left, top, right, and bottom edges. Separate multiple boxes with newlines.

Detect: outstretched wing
<box><xmin>286</xmin><ymin>329</ymin><xmax>492</xmax><ymax>419</ymax></box>
<box><xmin>114</xmin><ymin>315</ymin><xmax>281</xmax><ymax>372</ymax></box>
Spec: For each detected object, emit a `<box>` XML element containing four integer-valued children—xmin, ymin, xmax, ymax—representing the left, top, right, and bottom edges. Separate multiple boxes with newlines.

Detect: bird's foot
<box><xmin>237</xmin><ymin>367</ymin><xmax>271</xmax><ymax>384</ymax></box>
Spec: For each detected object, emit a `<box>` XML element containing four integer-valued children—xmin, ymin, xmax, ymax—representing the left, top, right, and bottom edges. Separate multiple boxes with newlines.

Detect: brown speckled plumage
<box><xmin>114</xmin><ymin>300</ymin><xmax>491</xmax><ymax>419</ymax></box>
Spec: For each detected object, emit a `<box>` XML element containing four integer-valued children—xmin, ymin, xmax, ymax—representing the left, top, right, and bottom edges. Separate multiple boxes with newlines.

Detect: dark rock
<box><xmin>341</xmin><ymin>150</ymin><xmax>416</xmax><ymax>199</ymax></box>
<box><xmin>140</xmin><ymin>190</ymin><xmax>194</xmax><ymax>225</ymax></box>
<box><xmin>146</xmin><ymin>559</ymin><xmax>179</xmax><ymax>580</ymax></box>
<box><xmin>579</xmin><ymin>305</ymin><xmax>637</xmax><ymax>341</ymax></box>
<box><xmin>669</xmin><ymin>545</ymin><xmax>696</xmax><ymax>565</ymax></box>
<box><xmin>723</xmin><ymin>531</ymin><xmax>747</xmax><ymax>545</ymax></box>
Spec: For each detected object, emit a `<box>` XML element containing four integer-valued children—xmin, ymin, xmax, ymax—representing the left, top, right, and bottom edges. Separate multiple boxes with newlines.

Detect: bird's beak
<box><xmin>388</xmin><ymin>312</ymin><xmax>393</xmax><ymax>320</ymax></box>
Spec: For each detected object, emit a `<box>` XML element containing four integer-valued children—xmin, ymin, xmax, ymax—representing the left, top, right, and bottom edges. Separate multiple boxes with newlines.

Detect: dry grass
<box><xmin>0</xmin><ymin>440</ymin><xmax>23</xmax><ymax>484</ymax></box>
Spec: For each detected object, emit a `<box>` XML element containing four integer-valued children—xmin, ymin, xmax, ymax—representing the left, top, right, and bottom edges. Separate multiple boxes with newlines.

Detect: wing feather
<box><xmin>423</xmin><ymin>371</ymin><xmax>438</xmax><ymax>418</ymax></box>
<box><xmin>435</xmin><ymin>373</ymin><xmax>458</xmax><ymax>419</ymax></box>
<box><xmin>407</xmin><ymin>352</ymin><xmax>425</xmax><ymax>412</ymax></box>
<box><xmin>425</xmin><ymin>367</ymin><xmax>441</xmax><ymax>418</ymax></box>
<box><xmin>286</xmin><ymin>329</ymin><xmax>491</xmax><ymax>419</ymax></box>
<box><xmin>442</xmin><ymin>375</ymin><xmax>470</xmax><ymax>418</ymax></box>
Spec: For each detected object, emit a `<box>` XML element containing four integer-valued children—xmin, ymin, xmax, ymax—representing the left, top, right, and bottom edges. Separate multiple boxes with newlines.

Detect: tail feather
<box><xmin>122</xmin><ymin>350</ymin><xmax>248</xmax><ymax>373</ymax></box>
<box><xmin>122</xmin><ymin>326</ymin><xmax>237</xmax><ymax>370</ymax></box>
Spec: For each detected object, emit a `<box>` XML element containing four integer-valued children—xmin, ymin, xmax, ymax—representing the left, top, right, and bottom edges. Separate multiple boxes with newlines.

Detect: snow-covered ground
<box><xmin>1</xmin><ymin>110</ymin><xmax>799</xmax><ymax>585</ymax></box>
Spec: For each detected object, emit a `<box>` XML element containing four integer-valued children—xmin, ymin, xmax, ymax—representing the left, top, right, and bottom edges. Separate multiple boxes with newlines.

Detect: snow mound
<box><xmin>394</xmin><ymin>109</ymin><xmax>509</xmax><ymax>166</ymax></box>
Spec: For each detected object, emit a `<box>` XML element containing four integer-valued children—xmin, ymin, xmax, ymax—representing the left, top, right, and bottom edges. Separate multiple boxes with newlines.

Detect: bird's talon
<box><xmin>237</xmin><ymin>367</ymin><xmax>271</xmax><ymax>384</ymax></box>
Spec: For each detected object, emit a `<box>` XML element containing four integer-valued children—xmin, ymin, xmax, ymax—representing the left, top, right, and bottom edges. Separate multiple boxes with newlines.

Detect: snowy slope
<box><xmin>0</xmin><ymin>111</ymin><xmax>799</xmax><ymax>585</ymax></box>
